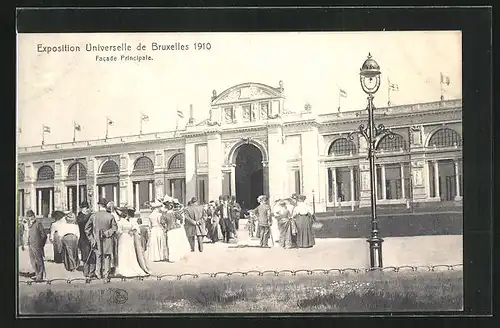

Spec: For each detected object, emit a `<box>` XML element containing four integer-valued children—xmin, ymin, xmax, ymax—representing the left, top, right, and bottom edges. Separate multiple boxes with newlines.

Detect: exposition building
<box><xmin>17</xmin><ymin>81</ymin><xmax>463</xmax><ymax>218</ymax></box>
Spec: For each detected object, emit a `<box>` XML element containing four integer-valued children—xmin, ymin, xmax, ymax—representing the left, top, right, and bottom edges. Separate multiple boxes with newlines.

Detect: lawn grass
<box><xmin>19</xmin><ymin>270</ymin><xmax>463</xmax><ymax>314</ymax></box>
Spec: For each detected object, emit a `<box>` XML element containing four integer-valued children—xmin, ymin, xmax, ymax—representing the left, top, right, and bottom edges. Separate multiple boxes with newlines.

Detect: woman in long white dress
<box><xmin>166</xmin><ymin>203</ymin><xmax>191</xmax><ymax>262</ymax></box>
<box><xmin>115</xmin><ymin>209</ymin><xmax>150</xmax><ymax>277</ymax></box>
<box><xmin>146</xmin><ymin>200</ymin><xmax>169</xmax><ymax>262</ymax></box>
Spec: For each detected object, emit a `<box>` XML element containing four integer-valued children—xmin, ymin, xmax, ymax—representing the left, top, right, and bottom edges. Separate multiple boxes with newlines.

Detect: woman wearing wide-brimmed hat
<box><xmin>114</xmin><ymin>206</ymin><xmax>151</xmax><ymax>277</ymax></box>
<box><xmin>146</xmin><ymin>199</ymin><xmax>169</xmax><ymax>262</ymax></box>
<box><xmin>292</xmin><ymin>195</ymin><xmax>316</xmax><ymax>248</ymax></box>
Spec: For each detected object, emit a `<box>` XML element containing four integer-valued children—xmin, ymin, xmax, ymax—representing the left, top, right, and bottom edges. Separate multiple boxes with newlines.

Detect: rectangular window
<box><xmin>336</xmin><ymin>168</ymin><xmax>352</xmax><ymax>202</ymax></box>
<box><xmin>354</xmin><ymin>167</ymin><xmax>360</xmax><ymax>201</ymax></box>
<box><xmin>67</xmin><ymin>185</ymin><xmax>88</xmax><ymax>213</ymax></box>
<box><xmin>196</xmin><ymin>144</ymin><xmax>208</xmax><ymax>164</ymax></box>
<box><xmin>169</xmin><ymin>178</ymin><xmax>185</xmax><ymax>205</ymax></box>
<box><xmin>98</xmin><ymin>184</ymin><xmax>119</xmax><ymax>207</ymax></box>
<box><xmin>294</xmin><ymin>170</ymin><xmax>301</xmax><ymax>195</ymax></box>
<box><xmin>134</xmin><ymin>181</ymin><xmax>154</xmax><ymax>209</ymax></box>
<box><xmin>36</xmin><ymin>187</ymin><xmax>54</xmax><ymax>217</ymax></box>
<box><xmin>197</xmin><ymin>175</ymin><xmax>208</xmax><ymax>204</ymax></box>
<box><xmin>376</xmin><ymin>166</ymin><xmax>382</xmax><ymax>200</ymax></box>
<box><xmin>385</xmin><ymin>165</ymin><xmax>402</xmax><ymax>200</ymax></box>
<box><xmin>429</xmin><ymin>162</ymin><xmax>436</xmax><ymax>197</ymax></box>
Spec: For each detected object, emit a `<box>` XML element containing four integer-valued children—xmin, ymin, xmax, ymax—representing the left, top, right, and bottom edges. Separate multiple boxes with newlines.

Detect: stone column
<box><xmin>358</xmin><ymin>162</ymin><xmax>371</xmax><ymax>207</ymax></box>
<box><xmin>207</xmin><ymin>132</ymin><xmax>223</xmax><ymax>201</ymax></box>
<box><xmin>267</xmin><ymin>124</ymin><xmax>287</xmax><ymax>204</ymax></box>
<box><xmin>400</xmin><ymin>164</ymin><xmax>406</xmax><ymax>199</ymax></box>
<box><xmin>262</xmin><ymin>160</ymin><xmax>269</xmax><ymax>197</ymax></box>
<box><xmin>381</xmin><ymin>164</ymin><xmax>387</xmax><ymax>200</ymax></box>
<box><xmin>454</xmin><ymin>159</ymin><xmax>462</xmax><ymax>200</ymax></box>
<box><xmin>185</xmin><ymin>142</ymin><xmax>197</xmax><ymax>201</ymax></box>
<box><xmin>134</xmin><ymin>184</ymin><xmax>140</xmax><ymax>208</ymax></box>
<box><xmin>37</xmin><ymin>189</ymin><xmax>42</xmax><ymax>215</ymax></box>
<box><xmin>154</xmin><ymin>150</ymin><xmax>165</xmax><ymax>199</ymax></box>
<box><xmin>349</xmin><ymin>166</ymin><xmax>355</xmax><ymax>209</ymax></box>
<box><xmin>54</xmin><ymin>160</ymin><xmax>65</xmax><ymax>210</ymax></box>
<box><xmin>433</xmin><ymin>160</ymin><xmax>440</xmax><ymax>198</ymax></box>
<box><xmin>49</xmin><ymin>188</ymin><xmax>53</xmax><ymax>213</ymax></box>
<box><xmin>119</xmin><ymin>154</ymin><xmax>130</xmax><ymax>207</ymax></box>
<box><xmin>332</xmin><ymin>167</ymin><xmax>337</xmax><ymax>205</ymax></box>
<box><xmin>25</xmin><ymin>163</ymin><xmax>36</xmax><ymax>212</ymax></box>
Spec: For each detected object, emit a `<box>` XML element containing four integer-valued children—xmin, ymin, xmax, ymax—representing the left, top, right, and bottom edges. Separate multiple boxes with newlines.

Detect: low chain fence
<box><xmin>19</xmin><ymin>264</ymin><xmax>463</xmax><ymax>286</ymax></box>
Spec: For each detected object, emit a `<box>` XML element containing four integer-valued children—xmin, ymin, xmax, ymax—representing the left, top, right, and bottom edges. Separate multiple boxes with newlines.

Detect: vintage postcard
<box><xmin>17</xmin><ymin>30</ymin><xmax>463</xmax><ymax>314</ymax></box>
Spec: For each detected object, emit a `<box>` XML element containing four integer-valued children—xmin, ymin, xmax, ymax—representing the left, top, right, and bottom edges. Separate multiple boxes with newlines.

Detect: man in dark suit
<box><xmin>27</xmin><ymin>210</ymin><xmax>47</xmax><ymax>281</ymax></box>
<box><xmin>84</xmin><ymin>198</ymin><xmax>117</xmax><ymax>280</ymax></box>
<box><xmin>215</xmin><ymin>195</ymin><xmax>235</xmax><ymax>243</ymax></box>
<box><xmin>76</xmin><ymin>201</ymin><xmax>96</xmax><ymax>278</ymax></box>
<box><xmin>184</xmin><ymin>197</ymin><xmax>207</xmax><ymax>252</ymax></box>
<box><xmin>254</xmin><ymin>195</ymin><xmax>272</xmax><ymax>247</ymax></box>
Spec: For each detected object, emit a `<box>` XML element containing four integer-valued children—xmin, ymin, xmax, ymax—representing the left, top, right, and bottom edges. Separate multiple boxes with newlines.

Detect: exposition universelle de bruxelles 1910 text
<box><xmin>36</xmin><ymin>42</ymin><xmax>212</xmax><ymax>62</ymax></box>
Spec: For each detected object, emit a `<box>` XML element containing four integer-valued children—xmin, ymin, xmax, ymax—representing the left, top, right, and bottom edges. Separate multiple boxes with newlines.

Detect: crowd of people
<box><xmin>18</xmin><ymin>192</ymin><xmax>317</xmax><ymax>282</ymax></box>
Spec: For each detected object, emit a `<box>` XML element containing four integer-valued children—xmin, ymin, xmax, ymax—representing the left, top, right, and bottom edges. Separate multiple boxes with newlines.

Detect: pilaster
<box><xmin>358</xmin><ymin>161</ymin><xmax>371</xmax><ymax>207</ymax></box>
<box><xmin>54</xmin><ymin>159</ymin><xmax>65</xmax><ymax>210</ymax></box>
<box><xmin>185</xmin><ymin>142</ymin><xmax>197</xmax><ymax>201</ymax></box>
<box><xmin>207</xmin><ymin>133</ymin><xmax>223</xmax><ymax>201</ymax></box>
<box><xmin>119</xmin><ymin>153</ymin><xmax>130</xmax><ymax>206</ymax></box>
<box><xmin>301</xmin><ymin>127</ymin><xmax>320</xmax><ymax>208</ymax></box>
<box><xmin>267</xmin><ymin>124</ymin><xmax>286</xmax><ymax>204</ymax></box>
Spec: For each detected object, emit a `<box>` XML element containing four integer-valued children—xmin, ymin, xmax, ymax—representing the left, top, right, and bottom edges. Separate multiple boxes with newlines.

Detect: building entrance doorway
<box><xmin>235</xmin><ymin>144</ymin><xmax>264</xmax><ymax>211</ymax></box>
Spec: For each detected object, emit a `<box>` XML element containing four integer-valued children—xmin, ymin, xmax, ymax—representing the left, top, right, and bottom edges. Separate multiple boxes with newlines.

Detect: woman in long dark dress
<box><xmin>275</xmin><ymin>201</ymin><xmax>296</xmax><ymax>249</ymax></box>
<box><xmin>291</xmin><ymin>195</ymin><xmax>315</xmax><ymax>248</ymax></box>
<box><xmin>49</xmin><ymin>211</ymin><xmax>67</xmax><ymax>263</ymax></box>
<box><xmin>59</xmin><ymin>212</ymin><xmax>80</xmax><ymax>272</ymax></box>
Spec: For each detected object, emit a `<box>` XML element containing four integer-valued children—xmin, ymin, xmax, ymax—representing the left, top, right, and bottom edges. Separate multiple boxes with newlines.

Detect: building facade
<box><xmin>17</xmin><ymin>82</ymin><xmax>463</xmax><ymax>218</ymax></box>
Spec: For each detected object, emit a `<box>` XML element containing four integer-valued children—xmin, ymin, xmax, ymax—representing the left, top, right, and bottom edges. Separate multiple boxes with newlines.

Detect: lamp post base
<box><xmin>367</xmin><ymin>236</ymin><xmax>384</xmax><ymax>269</ymax></box>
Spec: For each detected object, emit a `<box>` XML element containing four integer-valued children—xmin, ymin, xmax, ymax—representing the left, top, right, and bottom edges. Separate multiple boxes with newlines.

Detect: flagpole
<box><xmin>337</xmin><ymin>88</ymin><xmax>341</xmax><ymax>112</ymax></box>
<box><xmin>76</xmin><ymin>159</ymin><xmax>80</xmax><ymax>214</ymax></box>
<box><xmin>440</xmin><ymin>73</ymin><xmax>444</xmax><ymax>101</ymax></box>
<box><xmin>388</xmin><ymin>77</ymin><xmax>391</xmax><ymax>107</ymax></box>
<box><xmin>174</xmin><ymin>105</ymin><xmax>179</xmax><ymax>138</ymax></box>
<box><xmin>140</xmin><ymin>113</ymin><xmax>143</xmax><ymax>135</ymax></box>
<box><xmin>105</xmin><ymin>117</ymin><xmax>109</xmax><ymax>139</ymax></box>
<box><xmin>73</xmin><ymin>121</ymin><xmax>76</xmax><ymax>142</ymax></box>
<box><xmin>42</xmin><ymin>126</ymin><xmax>45</xmax><ymax>145</ymax></box>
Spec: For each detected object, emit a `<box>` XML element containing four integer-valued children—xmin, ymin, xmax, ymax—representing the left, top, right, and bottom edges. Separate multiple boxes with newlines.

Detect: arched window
<box><xmin>428</xmin><ymin>128</ymin><xmax>462</xmax><ymax>148</ymax></box>
<box><xmin>100</xmin><ymin>160</ymin><xmax>119</xmax><ymax>174</ymax></box>
<box><xmin>377</xmin><ymin>134</ymin><xmax>407</xmax><ymax>152</ymax></box>
<box><xmin>133</xmin><ymin>156</ymin><xmax>154</xmax><ymax>174</ymax></box>
<box><xmin>168</xmin><ymin>153</ymin><xmax>185</xmax><ymax>170</ymax></box>
<box><xmin>67</xmin><ymin>162</ymin><xmax>87</xmax><ymax>180</ymax></box>
<box><xmin>328</xmin><ymin>138</ymin><xmax>357</xmax><ymax>156</ymax></box>
<box><xmin>37</xmin><ymin>165</ymin><xmax>54</xmax><ymax>181</ymax></box>
<box><xmin>18</xmin><ymin>167</ymin><xmax>25</xmax><ymax>183</ymax></box>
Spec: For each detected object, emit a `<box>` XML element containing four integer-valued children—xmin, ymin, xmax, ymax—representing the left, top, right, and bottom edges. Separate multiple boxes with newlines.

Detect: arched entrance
<box><xmin>235</xmin><ymin>144</ymin><xmax>264</xmax><ymax>211</ymax></box>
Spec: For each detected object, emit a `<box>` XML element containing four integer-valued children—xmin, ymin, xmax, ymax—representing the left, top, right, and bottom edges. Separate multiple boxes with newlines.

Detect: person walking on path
<box><xmin>253</xmin><ymin>195</ymin><xmax>272</xmax><ymax>247</ymax></box>
<box><xmin>292</xmin><ymin>195</ymin><xmax>316</xmax><ymax>248</ymax></box>
<box><xmin>27</xmin><ymin>210</ymin><xmax>47</xmax><ymax>281</ymax></box>
<box><xmin>59</xmin><ymin>211</ymin><xmax>80</xmax><ymax>272</ymax></box>
<box><xmin>84</xmin><ymin>197</ymin><xmax>118</xmax><ymax>280</ymax></box>
<box><xmin>184</xmin><ymin>197</ymin><xmax>207</xmax><ymax>252</ymax></box>
<box><xmin>76</xmin><ymin>201</ymin><xmax>96</xmax><ymax>278</ymax></box>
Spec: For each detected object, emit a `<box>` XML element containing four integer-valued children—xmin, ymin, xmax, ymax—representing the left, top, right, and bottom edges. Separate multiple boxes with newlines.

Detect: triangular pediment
<box><xmin>212</xmin><ymin>83</ymin><xmax>282</xmax><ymax>105</ymax></box>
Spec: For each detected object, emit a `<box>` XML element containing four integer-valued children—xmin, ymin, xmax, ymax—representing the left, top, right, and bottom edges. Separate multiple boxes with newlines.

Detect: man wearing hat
<box><xmin>214</xmin><ymin>195</ymin><xmax>235</xmax><ymax>243</ymax></box>
<box><xmin>184</xmin><ymin>197</ymin><xmax>207</xmax><ymax>252</ymax></box>
<box><xmin>77</xmin><ymin>201</ymin><xmax>96</xmax><ymax>278</ymax></box>
<box><xmin>26</xmin><ymin>210</ymin><xmax>47</xmax><ymax>281</ymax></box>
<box><xmin>254</xmin><ymin>195</ymin><xmax>273</xmax><ymax>247</ymax></box>
<box><xmin>84</xmin><ymin>197</ymin><xmax>118</xmax><ymax>280</ymax></box>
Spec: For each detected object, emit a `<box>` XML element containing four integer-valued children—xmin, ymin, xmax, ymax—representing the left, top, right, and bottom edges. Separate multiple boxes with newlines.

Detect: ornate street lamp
<box><xmin>348</xmin><ymin>53</ymin><xmax>394</xmax><ymax>269</ymax></box>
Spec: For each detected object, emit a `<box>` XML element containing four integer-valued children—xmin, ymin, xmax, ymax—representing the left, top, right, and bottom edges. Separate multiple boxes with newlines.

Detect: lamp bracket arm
<box><xmin>348</xmin><ymin>123</ymin><xmax>369</xmax><ymax>142</ymax></box>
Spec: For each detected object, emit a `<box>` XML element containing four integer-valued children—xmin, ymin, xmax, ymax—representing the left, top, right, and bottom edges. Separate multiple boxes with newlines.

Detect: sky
<box><xmin>17</xmin><ymin>31</ymin><xmax>462</xmax><ymax>147</ymax></box>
